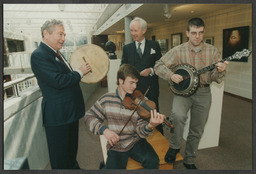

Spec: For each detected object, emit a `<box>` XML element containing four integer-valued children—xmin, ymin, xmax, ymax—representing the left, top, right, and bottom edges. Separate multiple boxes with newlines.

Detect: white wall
<box><xmin>4</xmin><ymin>82</ymin><xmax>99</xmax><ymax>169</ymax></box>
<box><xmin>4</xmin><ymin>86</ymin><xmax>49</xmax><ymax>169</ymax></box>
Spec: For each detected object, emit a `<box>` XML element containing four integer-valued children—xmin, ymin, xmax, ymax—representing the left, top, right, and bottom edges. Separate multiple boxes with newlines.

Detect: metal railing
<box><xmin>4</xmin><ymin>74</ymin><xmax>35</xmax><ymax>98</ymax></box>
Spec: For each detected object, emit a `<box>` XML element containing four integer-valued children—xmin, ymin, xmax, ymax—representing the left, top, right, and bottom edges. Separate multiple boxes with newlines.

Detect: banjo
<box><xmin>169</xmin><ymin>49</ymin><xmax>251</xmax><ymax>97</ymax></box>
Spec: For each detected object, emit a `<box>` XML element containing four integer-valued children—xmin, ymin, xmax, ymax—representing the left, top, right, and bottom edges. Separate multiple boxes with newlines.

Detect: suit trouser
<box><xmin>105</xmin><ymin>139</ymin><xmax>159</xmax><ymax>169</ymax></box>
<box><xmin>169</xmin><ymin>87</ymin><xmax>212</xmax><ymax>164</ymax></box>
<box><xmin>45</xmin><ymin>120</ymin><xmax>80</xmax><ymax>169</ymax></box>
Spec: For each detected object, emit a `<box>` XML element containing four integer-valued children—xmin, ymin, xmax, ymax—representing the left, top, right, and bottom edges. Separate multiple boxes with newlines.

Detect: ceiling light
<box><xmin>164</xmin><ymin>13</ymin><xmax>172</xmax><ymax>19</ymax></box>
<box><xmin>163</xmin><ymin>4</ymin><xmax>169</xmax><ymax>13</ymax></box>
<box><xmin>163</xmin><ymin>4</ymin><xmax>172</xmax><ymax>19</ymax></box>
<box><xmin>58</xmin><ymin>4</ymin><xmax>65</xmax><ymax>12</ymax></box>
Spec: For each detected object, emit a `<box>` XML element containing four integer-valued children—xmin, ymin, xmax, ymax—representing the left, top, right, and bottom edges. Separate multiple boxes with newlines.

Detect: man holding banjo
<box><xmin>154</xmin><ymin>17</ymin><xmax>229</xmax><ymax>169</ymax></box>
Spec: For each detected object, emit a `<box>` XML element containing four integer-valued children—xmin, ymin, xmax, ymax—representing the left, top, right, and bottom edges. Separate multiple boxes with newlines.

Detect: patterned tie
<box><xmin>137</xmin><ymin>42</ymin><xmax>142</xmax><ymax>58</ymax></box>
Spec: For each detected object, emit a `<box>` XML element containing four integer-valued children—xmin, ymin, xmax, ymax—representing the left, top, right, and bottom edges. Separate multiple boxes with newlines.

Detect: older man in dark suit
<box><xmin>31</xmin><ymin>19</ymin><xmax>91</xmax><ymax>169</ymax></box>
<box><xmin>121</xmin><ymin>17</ymin><xmax>163</xmax><ymax>134</ymax></box>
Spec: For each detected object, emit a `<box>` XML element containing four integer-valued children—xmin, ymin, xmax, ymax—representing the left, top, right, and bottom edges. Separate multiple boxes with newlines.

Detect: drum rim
<box><xmin>70</xmin><ymin>44</ymin><xmax>109</xmax><ymax>84</ymax></box>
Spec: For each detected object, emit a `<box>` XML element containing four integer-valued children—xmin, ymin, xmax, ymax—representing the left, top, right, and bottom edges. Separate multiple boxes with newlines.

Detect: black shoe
<box><xmin>99</xmin><ymin>161</ymin><xmax>105</xmax><ymax>169</ymax></box>
<box><xmin>164</xmin><ymin>147</ymin><xmax>180</xmax><ymax>164</ymax></box>
<box><xmin>183</xmin><ymin>163</ymin><xmax>197</xmax><ymax>169</ymax></box>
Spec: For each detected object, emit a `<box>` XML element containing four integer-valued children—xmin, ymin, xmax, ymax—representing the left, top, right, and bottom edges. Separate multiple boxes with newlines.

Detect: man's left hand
<box><xmin>140</xmin><ymin>68</ymin><xmax>152</xmax><ymax>77</ymax></box>
<box><xmin>216</xmin><ymin>59</ymin><xmax>229</xmax><ymax>72</ymax></box>
<box><xmin>147</xmin><ymin>109</ymin><xmax>165</xmax><ymax>129</ymax></box>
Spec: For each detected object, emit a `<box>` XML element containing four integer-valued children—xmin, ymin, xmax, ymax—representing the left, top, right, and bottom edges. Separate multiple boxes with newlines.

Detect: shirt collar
<box><xmin>188</xmin><ymin>42</ymin><xmax>204</xmax><ymax>53</ymax></box>
<box><xmin>42</xmin><ymin>40</ymin><xmax>58</xmax><ymax>53</ymax></box>
<box><xmin>136</xmin><ymin>38</ymin><xmax>145</xmax><ymax>47</ymax></box>
<box><xmin>115</xmin><ymin>88</ymin><xmax>123</xmax><ymax>101</ymax></box>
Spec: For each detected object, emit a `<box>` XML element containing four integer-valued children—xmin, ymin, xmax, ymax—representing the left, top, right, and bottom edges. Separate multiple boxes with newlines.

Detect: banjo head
<box><xmin>170</xmin><ymin>64</ymin><xmax>199</xmax><ymax>97</ymax></box>
<box><xmin>70</xmin><ymin>44</ymin><xmax>109</xmax><ymax>84</ymax></box>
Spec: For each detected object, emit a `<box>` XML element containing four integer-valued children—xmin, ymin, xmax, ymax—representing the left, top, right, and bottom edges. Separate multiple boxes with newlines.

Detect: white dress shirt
<box><xmin>135</xmin><ymin>39</ymin><xmax>154</xmax><ymax>76</ymax></box>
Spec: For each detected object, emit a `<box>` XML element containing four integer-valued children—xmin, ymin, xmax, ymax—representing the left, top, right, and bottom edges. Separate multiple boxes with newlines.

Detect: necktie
<box><xmin>57</xmin><ymin>52</ymin><xmax>72</xmax><ymax>71</ymax></box>
<box><xmin>137</xmin><ymin>42</ymin><xmax>142</xmax><ymax>58</ymax></box>
<box><xmin>57</xmin><ymin>52</ymin><xmax>65</xmax><ymax>62</ymax></box>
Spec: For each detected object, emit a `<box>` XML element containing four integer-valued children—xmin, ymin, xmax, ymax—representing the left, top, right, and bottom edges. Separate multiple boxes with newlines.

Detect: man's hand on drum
<box><xmin>79</xmin><ymin>62</ymin><xmax>92</xmax><ymax>76</ymax></box>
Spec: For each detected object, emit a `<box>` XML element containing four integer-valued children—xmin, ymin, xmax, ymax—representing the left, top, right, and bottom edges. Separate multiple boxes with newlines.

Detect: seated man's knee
<box><xmin>142</xmin><ymin>153</ymin><xmax>159</xmax><ymax>169</ymax></box>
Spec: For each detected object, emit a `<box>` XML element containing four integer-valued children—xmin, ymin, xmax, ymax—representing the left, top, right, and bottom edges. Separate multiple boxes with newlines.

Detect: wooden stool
<box><xmin>100</xmin><ymin>129</ymin><xmax>183</xmax><ymax>170</ymax></box>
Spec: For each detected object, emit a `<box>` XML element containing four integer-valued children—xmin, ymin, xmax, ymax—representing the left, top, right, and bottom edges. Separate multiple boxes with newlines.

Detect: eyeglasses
<box><xmin>190</xmin><ymin>31</ymin><xmax>205</xmax><ymax>36</ymax></box>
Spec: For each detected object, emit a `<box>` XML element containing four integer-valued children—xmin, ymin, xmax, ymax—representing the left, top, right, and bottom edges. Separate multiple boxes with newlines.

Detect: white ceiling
<box><xmin>3</xmin><ymin>3</ymin><xmax>243</xmax><ymax>38</ymax></box>
<box><xmin>3</xmin><ymin>4</ymin><xmax>107</xmax><ymax>37</ymax></box>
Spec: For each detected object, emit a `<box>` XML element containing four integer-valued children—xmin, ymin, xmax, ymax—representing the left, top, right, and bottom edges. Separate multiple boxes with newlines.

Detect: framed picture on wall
<box><xmin>223</xmin><ymin>26</ymin><xmax>249</xmax><ymax>62</ymax></box>
<box><xmin>171</xmin><ymin>33</ymin><xmax>182</xmax><ymax>48</ymax></box>
<box><xmin>157</xmin><ymin>39</ymin><xmax>168</xmax><ymax>53</ymax></box>
<box><xmin>204</xmin><ymin>37</ymin><xmax>214</xmax><ymax>45</ymax></box>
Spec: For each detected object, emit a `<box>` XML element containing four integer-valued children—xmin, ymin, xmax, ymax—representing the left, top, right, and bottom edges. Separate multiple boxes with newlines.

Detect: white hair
<box><xmin>130</xmin><ymin>17</ymin><xmax>147</xmax><ymax>30</ymax></box>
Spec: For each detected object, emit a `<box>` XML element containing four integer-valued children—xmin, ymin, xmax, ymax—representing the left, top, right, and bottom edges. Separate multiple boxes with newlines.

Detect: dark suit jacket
<box><xmin>31</xmin><ymin>42</ymin><xmax>85</xmax><ymax>127</ymax></box>
<box><xmin>121</xmin><ymin>39</ymin><xmax>162</xmax><ymax>99</ymax></box>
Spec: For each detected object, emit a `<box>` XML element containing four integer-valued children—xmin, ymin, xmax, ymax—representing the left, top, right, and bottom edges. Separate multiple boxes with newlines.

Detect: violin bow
<box><xmin>108</xmin><ymin>87</ymin><xmax>150</xmax><ymax>150</ymax></box>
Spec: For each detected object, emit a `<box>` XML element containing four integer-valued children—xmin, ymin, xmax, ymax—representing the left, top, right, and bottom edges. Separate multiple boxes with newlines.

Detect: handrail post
<box><xmin>14</xmin><ymin>84</ymin><xmax>19</xmax><ymax>97</ymax></box>
<box><xmin>4</xmin><ymin>74</ymin><xmax>35</xmax><ymax>99</ymax></box>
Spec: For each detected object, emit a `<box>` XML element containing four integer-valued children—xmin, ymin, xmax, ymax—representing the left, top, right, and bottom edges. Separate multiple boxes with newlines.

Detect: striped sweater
<box><xmin>84</xmin><ymin>88</ymin><xmax>153</xmax><ymax>152</ymax></box>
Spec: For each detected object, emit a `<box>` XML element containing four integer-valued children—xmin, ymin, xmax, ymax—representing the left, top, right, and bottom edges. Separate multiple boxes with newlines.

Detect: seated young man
<box><xmin>84</xmin><ymin>64</ymin><xmax>165</xmax><ymax>169</ymax></box>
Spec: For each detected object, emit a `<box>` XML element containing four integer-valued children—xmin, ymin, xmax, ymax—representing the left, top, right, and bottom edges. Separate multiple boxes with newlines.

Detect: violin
<box><xmin>123</xmin><ymin>89</ymin><xmax>174</xmax><ymax>131</ymax></box>
<box><xmin>108</xmin><ymin>88</ymin><xmax>174</xmax><ymax>150</ymax></box>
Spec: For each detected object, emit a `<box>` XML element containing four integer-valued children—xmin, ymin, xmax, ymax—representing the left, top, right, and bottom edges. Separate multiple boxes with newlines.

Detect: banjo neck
<box><xmin>196</xmin><ymin>49</ymin><xmax>251</xmax><ymax>76</ymax></box>
<box><xmin>196</xmin><ymin>57</ymin><xmax>230</xmax><ymax>75</ymax></box>
<box><xmin>169</xmin><ymin>49</ymin><xmax>250</xmax><ymax>97</ymax></box>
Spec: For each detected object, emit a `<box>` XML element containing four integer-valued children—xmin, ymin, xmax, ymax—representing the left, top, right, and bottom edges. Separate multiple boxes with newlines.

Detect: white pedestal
<box><xmin>107</xmin><ymin>59</ymin><xmax>121</xmax><ymax>92</ymax></box>
<box><xmin>183</xmin><ymin>82</ymin><xmax>224</xmax><ymax>149</ymax></box>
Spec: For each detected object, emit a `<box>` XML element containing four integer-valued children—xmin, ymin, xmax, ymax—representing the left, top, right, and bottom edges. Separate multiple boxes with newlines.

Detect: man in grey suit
<box><xmin>121</xmin><ymin>17</ymin><xmax>163</xmax><ymax>134</ymax></box>
<box><xmin>31</xmin><ymin>19</ymin><xmax>91</xmax><ymax>169</ymax></box>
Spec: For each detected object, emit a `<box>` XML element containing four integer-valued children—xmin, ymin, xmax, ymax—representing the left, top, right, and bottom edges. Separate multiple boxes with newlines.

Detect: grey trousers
<box><xmin>169</xmin><ymin>87</ymin><xmax>212</xmax><ymax>164</ymax></box>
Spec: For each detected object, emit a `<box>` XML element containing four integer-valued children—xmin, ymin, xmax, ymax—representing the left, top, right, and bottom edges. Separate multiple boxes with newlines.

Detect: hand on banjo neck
<box><xmin>171</xmin><ymin>59</ymin><xmax>229</xmax><ymax>84</ymax></box>
<box><xmin>169</xmin><ymin>49</ymin><xmax>251</xmax><ymax>97</ymax></box>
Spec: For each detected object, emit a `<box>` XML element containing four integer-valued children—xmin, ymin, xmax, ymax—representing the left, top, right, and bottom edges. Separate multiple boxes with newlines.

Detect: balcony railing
<box><xmin>4</xmin><ymin>74</ymin><xmax>36</xmax><ymax>99</ymax></box>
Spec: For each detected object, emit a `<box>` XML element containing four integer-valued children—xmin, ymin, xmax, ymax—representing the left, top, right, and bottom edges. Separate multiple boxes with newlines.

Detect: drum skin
<box><xmin>70</xmin><ymin>44</ymin><xmax>109</xmax><ymax>84</ymax></box>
